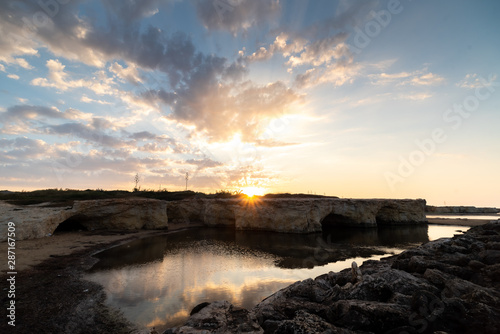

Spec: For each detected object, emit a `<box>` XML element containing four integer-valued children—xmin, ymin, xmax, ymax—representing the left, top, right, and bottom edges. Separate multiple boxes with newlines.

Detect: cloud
<box><xmin>80</xmin><ymin>95</ymin><xmax>112</xmax><ymax>105</ymax></box>
<box><xmin>369</xmin><ymin>68</ymin><xmax>445</xmax><ymax>86</ymax></box>
<box><xmin>31</xmin><ymin>59</ymin><xmax>115</xmax><ymax>93</ymax></box>
<box><xmin>128</xmin><ymin>131</ymin><xmax>186</xmax><ymax>154</ymax></box>
<box><xmin>7</xmin><ymin>74</ymin><xmax>19</xmax><ymax>80</ymax></box>
<box><xmin>410</xmin><ymin>72</ymin><xmax>444</xmax><ymax>86</ymax></box>
<box><xmin>0</xmin><ymin>137</ymin><xmax>49</xmax><ymax>160</ymax></box>
<box><xmin>286</xmin><ymin>34</ymin><xmax>350</xmax><ymax>67</ymax></box>
<box><xmin>351</xmin><ymin>91</ymin><xmax>433</xmax><ymax>107</ymax></box>
<box><xmin>128</xmin><ymin>131</ymin><xmax>158</xmax><ymax>140</ymax></box>
<box><xmin>0</xmin><ymin>1</ymin><xmax>299</xmax><ymax>144</ymax></box>
<box><xmin>0</xmin><ymin>104</ymin><xmax>85</xmax><ymax>122</ymax></box>
<box><xmin>0</xmin><ymin>13</ymin><xmax>39</xmax><ymax>66</ymax></box>
<box><xmin>14</xmin><ymin>58</ymin><xmax>33</xmax><ymax>69</ymax></box>
<box><xmin>254</xmin><ymin>139</ymin><xmax>298</xmax><ymax>147</ymax></box>
<box><xmin>31</xmin><ymin>59</ymin><xmax>84</xmax><ymax>91</ymax></box>
<box><xmin>456</xmin><ymin>73</ymin><xmax>496</xmax><ymax>89</ymax></box>
<box><xmin>147</xmin><ymin>80</ymin><xmax>303</xmax><ymax>142</ymax></box>
<box><xmin>195</xmin><ymin>0</ymin><xmax>281</xmax><ymax>35</ymax></box>
<box><xmin>185</xmin><ymin>158</ymin><xmax>223</xmax><ymax>170</ymax></box>
<box><xmin>103</xmin><ymin>0</ymin><xmax>161</xmax><ymax>21</ymax></box>
<box><xmin>109</xmin><ymin>62</ymin><xmax>142</xmax><ymax>85</ymax></box>
<box><xmin>43</xmin><ymin>122</ymin><xmax>125</xmax><ymax>148</ymax></box>
<box><xmin>294</xmin><ymin>58</ymin><xmax>361</xmax><ymax>89</ymax></box>
<box><xmin>244</xmin><ymin>33</ymin><xmax>307</xmax><ymax>63</ymax></box>
<box><xmin>0</xmin><ymin>104</ymin><xmax>90</xmax><ymax>136</ymax></box>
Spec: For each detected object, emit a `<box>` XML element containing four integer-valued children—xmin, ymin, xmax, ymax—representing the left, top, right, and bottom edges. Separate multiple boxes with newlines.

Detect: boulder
<box><xmin>164</xmin><ymin>301</ymin><xmax>263</xmax><ymax>334</ymax></box>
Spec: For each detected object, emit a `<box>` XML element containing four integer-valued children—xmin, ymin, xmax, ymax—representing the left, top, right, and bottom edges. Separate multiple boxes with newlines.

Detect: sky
<box><xmin>0</xmin><ymin>0</ymin><xmax>499</xmax><ymax>206</ymax></box>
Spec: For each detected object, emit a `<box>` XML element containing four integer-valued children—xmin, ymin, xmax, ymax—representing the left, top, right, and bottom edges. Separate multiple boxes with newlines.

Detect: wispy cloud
<box><xmin>369</xmin><ymin>68</ymin><xmax>445</xmax><ymax>86</ymax></box>
<box><xmin>195</xmin><ymin>0</ymin><xmax>281</xmax><ymax>35</ymax></box>
<box><xmin>456</xmin><ymin>73</ymin><xmax>497</xmax><ymax>89</ymax></box>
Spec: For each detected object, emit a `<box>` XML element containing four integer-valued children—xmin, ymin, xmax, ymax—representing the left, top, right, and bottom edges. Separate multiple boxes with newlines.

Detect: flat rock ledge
<box><xmin>165</xmin><ymin>222</ymin><xmax>500</xmax><ymax>334</ymax></box>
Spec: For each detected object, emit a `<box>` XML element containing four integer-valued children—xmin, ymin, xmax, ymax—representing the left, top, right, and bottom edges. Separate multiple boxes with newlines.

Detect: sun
<box><xmin>241</xmin><ymin>186</ymin><xmax>266</xmax><ymax>197</ymax></box>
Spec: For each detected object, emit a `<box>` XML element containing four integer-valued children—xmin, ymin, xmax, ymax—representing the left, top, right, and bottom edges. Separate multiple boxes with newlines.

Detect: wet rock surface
<box><xmin>166</xmin><ymin>222</ymin><xmax>500</xmax><ymax>334</ymax></box>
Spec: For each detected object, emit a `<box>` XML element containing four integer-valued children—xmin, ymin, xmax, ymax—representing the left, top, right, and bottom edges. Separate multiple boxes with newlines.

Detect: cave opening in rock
<box><xmin>321</xmin><ymin>213</ymin><xmax>357</xmax><ymax>229</ymax></box>
<box><xmin>54</xmin><ymin>216</ymin><xmax>88</xmax><ymax>233</ymax></box>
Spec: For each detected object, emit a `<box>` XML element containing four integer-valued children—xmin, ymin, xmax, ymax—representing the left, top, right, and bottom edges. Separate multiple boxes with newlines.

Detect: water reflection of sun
<box><xmin>241</xmin><ymin>187</ymin><xmax>266</xmax><ymax>197</ymax></box>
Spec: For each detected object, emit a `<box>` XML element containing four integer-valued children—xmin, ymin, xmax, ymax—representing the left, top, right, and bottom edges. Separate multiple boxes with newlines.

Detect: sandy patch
<box><xmin>0</xmin><ymin>223</ymin><xmax>203</xmax><ymax>271</ymax></box>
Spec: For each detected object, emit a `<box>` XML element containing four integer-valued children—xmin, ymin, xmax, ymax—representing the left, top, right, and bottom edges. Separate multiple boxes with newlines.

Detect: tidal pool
<box><xmin>85</xmin><ymin>224</ymin><xmax>468</xmax><ymax>331</ymax></box>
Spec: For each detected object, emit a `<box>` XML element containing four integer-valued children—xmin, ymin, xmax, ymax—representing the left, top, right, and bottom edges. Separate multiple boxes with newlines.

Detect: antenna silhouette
<box><xmin>185</xmin><ymin>172</ymin><xmax>189</xmax><ymax>190</ymax></box>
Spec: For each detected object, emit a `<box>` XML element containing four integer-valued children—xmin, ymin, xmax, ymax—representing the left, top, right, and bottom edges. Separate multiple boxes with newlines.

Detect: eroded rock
<box><xmin>0</xmin><ymin>198</ymin><xmax>167</xmax><ymax>241</ymax></box>
<box><xmin>167</xmin><ymin>198</ymin><xmax>427</xmax><ymax>233</ymax></box>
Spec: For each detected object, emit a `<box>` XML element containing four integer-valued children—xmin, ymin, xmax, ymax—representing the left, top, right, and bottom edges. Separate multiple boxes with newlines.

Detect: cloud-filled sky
<box><xmin>1</xmin><ymin>0</ymin><xmax>499</xmax><ymax>206</ymax></box>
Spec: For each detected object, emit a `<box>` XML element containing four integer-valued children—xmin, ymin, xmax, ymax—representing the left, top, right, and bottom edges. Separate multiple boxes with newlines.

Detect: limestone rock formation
<box><xmin>1</xmin><ymin>197</ymin><xmax>426</xmax><ymax>241</ymax></box>
<box><xmin>167</xmin><ymin>199</ymin><xmax>238</xmax><ymax>227</ymax></box>
<box><xmin>0</xmin><ymin>201</ymin><xmax>74</xmax><ymax>241</ymax></box>
<box><xmin>167</xmin><ymin>198</ymin><xmax>427</xmax><ymax>233</ymax></box>
<box><xmin>166</xmin><ymin>222</ymin><xmax>500</xmax><ymax>333</ymax></box>
<box><xmin>234</xmin><ymin>199</ymin><xmax>327</xmax><ymax>233</ymax></box>
<box><xmin>0</xmin><ymin>198</ymin><xmax>167</xmax><ymax>241</ymax></box>
<box><xmin>70</xmin><ymin>198</ymin><xmax>167</xmax><ymax>230</ymax></box>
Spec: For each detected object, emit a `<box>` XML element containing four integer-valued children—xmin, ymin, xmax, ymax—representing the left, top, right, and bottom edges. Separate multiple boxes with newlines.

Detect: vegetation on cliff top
<box><xmin>0</xmin><ymin>189</ymin><xmax>337</xmax><ymax>206</ymax></box>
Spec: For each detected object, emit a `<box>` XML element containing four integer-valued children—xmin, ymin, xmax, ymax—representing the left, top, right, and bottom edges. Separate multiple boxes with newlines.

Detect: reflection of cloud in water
<box><xmin>85</xmin><ymin>244</ymin><xmax>295</xmax><ymax>329</ymax></box>
<box><xmin>84</xmin><ymin>225</ymin><xmax>456</xmax><ymax>331</ymax></box>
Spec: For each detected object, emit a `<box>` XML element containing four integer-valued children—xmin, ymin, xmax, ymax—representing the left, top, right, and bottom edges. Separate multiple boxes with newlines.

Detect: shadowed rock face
<box><xmin>167</xmin><ymin>198</ymin><xmax>427</xmax><ymax>233</ymax></box>
<box><xmin>166</xmin><ymin>222</ymin><xmax>500</xmax><ymax>334</ymax></box>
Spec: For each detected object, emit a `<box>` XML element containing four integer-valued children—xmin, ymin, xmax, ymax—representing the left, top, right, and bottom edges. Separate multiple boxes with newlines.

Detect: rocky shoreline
<box><xmin>166</xmin><ymin>222</ymin><xmax>500</xmax><ymax>334</ymax></box>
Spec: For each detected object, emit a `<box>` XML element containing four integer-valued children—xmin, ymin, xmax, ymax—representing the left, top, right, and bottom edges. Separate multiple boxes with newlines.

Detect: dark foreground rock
<box><xmin>165</xmin><ymin>222</ymin><xmax>500</xmax><ymax>334</ymax></box>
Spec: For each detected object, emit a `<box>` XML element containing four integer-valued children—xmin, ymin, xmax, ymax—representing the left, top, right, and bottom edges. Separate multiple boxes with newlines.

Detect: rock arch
<box><xmin>320</xmin><ymin>212</ymin><xmax>360</xmax><ymax>229</ymax></box>
<box><xmin>53</xmin><ymin>215</ymin><xmax>88</xmax><ymax>233</ymax></box>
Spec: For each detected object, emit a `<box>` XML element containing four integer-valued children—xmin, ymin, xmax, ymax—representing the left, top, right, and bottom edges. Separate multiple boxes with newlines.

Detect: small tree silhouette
<box><xmin>134</xmin><ymin>173</ymin><xmax>140</xmax><ymax>192</ymax></box>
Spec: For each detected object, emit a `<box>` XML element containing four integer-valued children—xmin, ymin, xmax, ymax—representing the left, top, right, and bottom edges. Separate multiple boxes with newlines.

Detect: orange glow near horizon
<box><xmin>240</xmin><ymin>186</ymin><xmax>266</xmax><ymax>197</ymax></box>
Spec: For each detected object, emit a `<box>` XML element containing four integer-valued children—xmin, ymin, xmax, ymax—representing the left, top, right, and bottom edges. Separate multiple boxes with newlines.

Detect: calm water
<box><xmin>85</xmin><ymin>225</ymin><xmax>468</xmax><ymax>331</ymax></box>
<box><xmin>427</xmin><ymin>214</ymin><xmax>499</xmax><ymax>220</ymax></box>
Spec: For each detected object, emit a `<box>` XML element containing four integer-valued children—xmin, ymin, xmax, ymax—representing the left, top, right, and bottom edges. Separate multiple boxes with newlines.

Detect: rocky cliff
<box><xmin>166</xmin><ymin>222</ymin><xmax>500</xmax><ymax>334</ymax></box>
<box><xmin>0</xmin><ymin>198</ymin><xmax>167</xmax><ymax>241</ymax></box>
<box><xmin>168</xmin><ymin>198</ymin><xmax>427</xmax><ymax>233</ymax></box>
<box><xmin>1</xmin><ymin>197</ymin><xmax>426</xmax><ymax>241</ymax></box>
